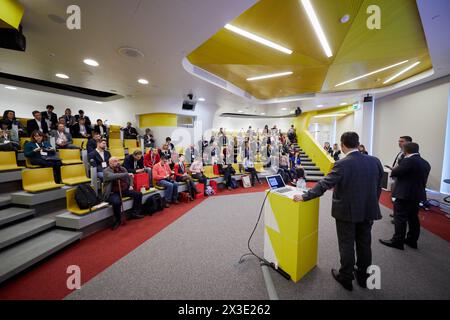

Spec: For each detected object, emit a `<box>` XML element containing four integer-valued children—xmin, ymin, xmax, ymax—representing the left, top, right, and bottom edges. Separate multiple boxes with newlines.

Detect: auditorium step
<box><xmin>305</xmin><ymin>176</ymin><xmax>323</xmax><ymax>182</ymax></box>
<box><xmin>0</xmin><ymin>207</ymin><xmax>36</xmax><ymax>228</ymax></box>
<box><xmin>305</xmin><ymin>171</ymin><xmax>324</xmax><ymax>177</ymax></box>
<box><xmin>0</xmin><ymin>229</ymin><xmax>82</xmax><ymax>284</ymax></box>
<box><xmin>0</xmin><ymin>218</ymin><xmax>55</xmax><ymax>250</ymax></box>
<box><xmin>302</xmin><ymin>166</ymin><xmax>320</xmax><ymax>171</ymax></box>
<box><xmin>0</xmin><ymin>195</ymin><xmax>11</xmax><ymax>208</ymax></box>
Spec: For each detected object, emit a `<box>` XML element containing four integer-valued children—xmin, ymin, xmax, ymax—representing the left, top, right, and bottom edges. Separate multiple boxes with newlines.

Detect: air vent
<box><xmin>117</xmin><ymin>47</ymin><xmax>145</xmax><ymax>58</ymax></box>
<box><xmin>193</xmin><ymin>66</ymin><xmax>227</xmax><ymax>88</ymax></box>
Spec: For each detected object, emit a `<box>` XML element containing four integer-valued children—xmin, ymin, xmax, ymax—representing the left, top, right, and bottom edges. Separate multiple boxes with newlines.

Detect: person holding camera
<box><xmin>153</xmin><ymin>155</ymin><xmax>179</xmax><ymax>207</ymax></box>
<box><xmin>24</xmin><ymin>130</ymin><xmax>62</xmax><ymax>183</ymax></box>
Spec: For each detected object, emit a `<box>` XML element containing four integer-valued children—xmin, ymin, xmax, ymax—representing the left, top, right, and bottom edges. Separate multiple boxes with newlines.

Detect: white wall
<box><xmin>212</xmin><ymin>116</ymin><xmax>294</xmax><ymax>133</ymax></box>
<box><xmin>336</xmin><ymin>113</ymin><xmax>355</xmax><ymax>145</ymax></box>
<box><xmin>373</xmin><ymin>76</ymin><xmax>450</xmax><ymax>191</ymax></box>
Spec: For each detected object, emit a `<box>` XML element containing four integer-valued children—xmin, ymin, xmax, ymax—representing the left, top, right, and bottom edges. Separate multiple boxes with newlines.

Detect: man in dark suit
<box><xmin>294</xmin><ymin>132</ymin><xmax>383</xmax><ymax>291</ymax></box>
<box><xmin>93</xmin><ymin>119</ymin><xmax>108</xmax><ymax>138</ymax></box>
<box><xmin>88</xmin><ymin>139</ymin><xmax>111</xmax><ymax>180</ymax></box>
<box><xmin>71</xmin><ymin>117</ymin><xmax>92</xmax><ymax>138</ymax></box>
<box><xmin>74</xmin><ymin>110</ymin><xmax>91</xmax><ymax>127</ymax></box>
<box><xmin>27</xmin><ymin>111</ymin><xmax>49</xmax><ymax>136</ymax></box>
<box><xmin>380</xmin><ymin>142</ymin><xmax>431</xmax><ymax>250</ymax></box>
<box><xmin>123</xmin><ymin>122</ymin><xmax>138</xmax><ymax>140</ymax></box>
<box><xmin>41</xmin><ymin>105</ymin><xmax>58</xmax><ymax>131</ymax></box>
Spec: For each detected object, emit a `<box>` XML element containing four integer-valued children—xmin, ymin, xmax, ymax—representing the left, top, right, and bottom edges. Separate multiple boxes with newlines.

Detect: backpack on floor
<box><xmin>205</xmin><ymin>185</ymin><xmax>215</xmax><ymax>196</ymax></box>
<box><xmin>143</xmin><ymin>193</ymin><xmax>165</xmax><ymax>215</ymax></box>
<box><xmin>75</xmin><ymin>184</ymin><xmax>99</xmax><ymax>211</ymax></box>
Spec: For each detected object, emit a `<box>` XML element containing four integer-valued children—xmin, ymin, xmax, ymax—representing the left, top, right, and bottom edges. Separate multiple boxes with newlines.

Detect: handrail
<box><xmin>298</xmin><ymin>129</ymin><xmax>334</xmax><ymax>175</ymax></box>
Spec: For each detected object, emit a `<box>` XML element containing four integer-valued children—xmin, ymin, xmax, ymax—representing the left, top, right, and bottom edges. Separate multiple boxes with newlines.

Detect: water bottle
<box><xmin>297</xmin><ymin>178</ymin><xmax>306</xmax><ymax>191</ymax></box>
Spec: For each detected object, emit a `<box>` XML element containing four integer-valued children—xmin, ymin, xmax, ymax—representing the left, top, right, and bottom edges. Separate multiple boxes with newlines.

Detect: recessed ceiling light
<box><xmin>238</xmin><ymin>110</ymin><xmax>244</xmax><ymax>113</ymax></box>
<box><xmin>340</xmin><ymin>14</ymin><xmax>350</xmax><ymax>23</ymax></box>
<box><xmin>224</xmin><ymin>24</ymin><xmax>293</xmax><ymax>55</ymax></box>
<box><xmin>261</xmin><ymin>113</ymin><xmax>266</xmax><ymax>115</ymax></box>
<box><xmin>138</xmin><ymin>79</ymin><xmax>149</xmax><ymax>85</ymax></box>
<box><xmin>198</xmin><ymin>98</ymin><xmax>206</xmax><ymax>102</ymax></box>
<box><xmin>290</xmin><ymin>110</ymin><xmax>295</xmax><ymax>114</ymax></box>
<box><xmin>317</xmin><ymin>104</ymin><xmax>323</xmax><ymax>108</ymax></box>
<box><xmin>335</xmin><ymin>60</ymin><xmax>409</xmax><ymax>87</ymax></box>
<box><xmin>301</xmin><ymin>0</ymin><xmax>333</xmax><ymax>58</ymax></box>
<box><xmin>5</xmin><ymin>86</ymin><xmax>17</xmax><ymax>90</ymax></box>
<box><xmin>84</xmin><ymin>58</ymin><xmax>99</xmax><ymax>67</ymax></box>
<box><xmin>247</xmin><ymin>71</ymin><xmax>293</xmax><ymax>81</ymax></box>
<box><xmin>340</xmin><ymin>102</ymin><xmax>348</xmax><ymax>106</ymax></box>
<box><xmin>95</xmin><ymin>102</ymin><xmax>103</xmax><ymax>104</ymax></box>
<box><xmin>281</xmin><ymin>107</ymin><xmax>287</xmax><ymax>111</ymax></box>
<box><xmin>383</xmin><ymin>61</ymin><xmax>421</xmax><ymax>84</ymax></box>
<box><xmin>55</xmin><ymin>73</ymin><xmax>69</xmax><ymax>79</ymax></box>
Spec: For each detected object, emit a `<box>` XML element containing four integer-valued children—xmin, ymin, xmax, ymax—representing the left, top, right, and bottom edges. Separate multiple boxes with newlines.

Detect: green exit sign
<box><xmin>352</xmin><ymin>104</ymin><xmax>361</xmax><ymax>111</ymax></box>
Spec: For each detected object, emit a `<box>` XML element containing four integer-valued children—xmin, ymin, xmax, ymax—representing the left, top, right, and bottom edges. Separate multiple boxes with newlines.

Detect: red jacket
<box><xmin>144</xmin><ymin>151</ymin><xmax>160</xmax><ymax>168</ymax></box>
<box><xmin>153</xmin><ymin>162</ymin><xmax>172</xmax><ymax>181</ymax></box>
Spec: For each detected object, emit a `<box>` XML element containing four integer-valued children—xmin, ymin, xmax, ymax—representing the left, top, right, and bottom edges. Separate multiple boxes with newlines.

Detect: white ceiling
<box><xmin>0</xmin><ymin>0</ymin><xmax>449</xmax><ymax>116</ymax></box>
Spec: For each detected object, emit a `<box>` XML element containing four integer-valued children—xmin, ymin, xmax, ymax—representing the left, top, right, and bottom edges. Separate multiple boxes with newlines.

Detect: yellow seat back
<box><xmin>124</xmin><ymin>139</ymin><xmax>138</xmax><ymax>149</ymax></box>
<box><xmin>108</xmin><ymin>125</ymin><xmax>121</xmax><ymax>132</ymax></box>
<box><xmin>232</xmin><ymin>163</ymin><xmax>241</xmax><ymax>173</ymax></box>
<box><xmin>110</xmin><ymin>148</ymin><xmax>125</xmax><ymax>160</ymax></box>
<box><xmin>19</xmin><ymin>118</ymin><xmax>29</xmax><ymax>128</ymax></box>
<box><xmin>175</xmin><ymin>146</ymin><xmax>185</xmax><ymax>155</ymax></box>
<box><xmin>61</xmin><ymin>164</ymin><xmax>88</xmax><ymax>181</ymax></box>
<box><xmin>203</xmin><ymin>165</ymin><xmax>216</xmax><ymax>178</ymax></box>
<box><xmin>0</xmin><ymin>152</ymin><xmax>18</xmax><ymax>168</ymax></box>
<box><xmin>72</xmin><ymin>138</ymin><xmax>88</xmax><ymax>149</ymax></box>
<box><xmin>19</xmin><ymin>138</ymin><xmax>29</xmax><ymax>151</ymax></box>
<box><xmin>25</xmin><ymin>157</ymin><xmax>42</xmax><ymax>168</ymax></box>
<box><xmin>66</xmin><ymin>188</ymin><xmax>90</xmax><ymax>215</ymax></box>
<box><xmin>109</xmin><ymin>139</ymin><xmax>123</xmax><ymax>148</ymax></box>
<box><xmin>59</xmin><ymin>149</ymin><xmax>82</xmax><ymax>163</ymax></box>
<box><xmin>22</xmin><ymin>168</ymin><xmax>55</xmax><ymax>188</ymax></box>
<box><xmin>254</xmin><ymin>162</ymin><xmax>264</xmax><ymax>172</ymax></box>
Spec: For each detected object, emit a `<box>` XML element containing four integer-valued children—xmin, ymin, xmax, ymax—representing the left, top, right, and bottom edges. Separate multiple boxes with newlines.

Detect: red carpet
<box><xmin>0</xmin><ymin>182</ymin><xmax>272</xmax><ymax>300</ymax></box>
<box><xmin>379</xmin><ymin>190</ymin><xmax>450</xmax><ymax>243</ymax></box>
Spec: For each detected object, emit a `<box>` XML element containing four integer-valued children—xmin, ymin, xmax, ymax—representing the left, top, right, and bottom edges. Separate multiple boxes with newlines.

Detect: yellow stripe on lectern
<box><xmin>0</xmin><ymin>0</ymin><xmax>25</xmax><ymax>30</ymax></box>
<box><xmin>139</xmin><ymin>113</ymin><xmax>177</xmax><ymax>127</ymax></box>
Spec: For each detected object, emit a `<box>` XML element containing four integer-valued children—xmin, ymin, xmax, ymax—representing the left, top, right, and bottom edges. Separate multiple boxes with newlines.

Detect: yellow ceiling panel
<box><xmin>187</xmin><ymin>0</ymin><xmax>432</xmax><ymax>99</ymax></box>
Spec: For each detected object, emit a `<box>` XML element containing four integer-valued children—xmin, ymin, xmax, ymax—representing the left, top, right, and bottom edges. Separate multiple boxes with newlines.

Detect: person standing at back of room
<box><xmin>379</xmin><ymin>142</ymin><xmax>431</xmax><ymax>250</ymax></box>
<box><xmin>294</xmin><ymin>132</ymin><xmax>383</xmax><ymax>291</ymax></box>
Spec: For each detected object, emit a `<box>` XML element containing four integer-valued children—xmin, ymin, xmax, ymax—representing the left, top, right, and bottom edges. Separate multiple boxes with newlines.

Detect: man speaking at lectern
<box><xmin>294</xmin><ymin>132</ymin><xmax>383</xmax><ymax>291</ymax></box>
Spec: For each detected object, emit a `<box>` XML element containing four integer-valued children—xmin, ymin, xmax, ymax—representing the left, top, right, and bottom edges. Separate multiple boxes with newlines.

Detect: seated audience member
<box><xmin>103</xmin><ymin>157</ymin><xmax>144</xmax><ymax>230</ymax></box>
<box><xmin>331</xmin><ymin>143</ymin><xmax>342</xmax><ymax>161</ymax></box>
<box><xmin>71</xmin><ymin>117</ymin><xmax>92</xmax><ymax>138</ymax></box>
<box><xmin>24</xmin><ymin>130</ymin><xmax>62</xmax><ymax>183</ymax></box>
<box><xmin>165</xmin><ymin>137</ymin><xmax>175</xmax><ymax>156</ymax></box>
<box><xmin>74</xmin><ymin>110</ymin><xmax>91</xmax><ymax>127</ymax></box>
<box><xmin>123</xmin><ymin>150</ymin><xmax>153</xmax><ymax>188</ymax></box>
<box><xmin>57</xmin><ymin>117</ymin><xmax>71</xmax><ymax>134</ymax></box>
<box><xmin>94</xmin><ymin>119</ymin><xmax>107</xmax><ymax>138</ymax></box>
<box><xmin>174</xmin><ymin>155</ymin><xmax>197</xmax><ymax>200</ymax></box>
<box><xmin>0</xmin><ymin>120</ymin><xmax>19</xmax><ymax>151</ymax></box>
<box><xmin>27</xmin><ymin>111</ymin><xmax>49</xmax><ymax>136</ymax></box>
<box><xmin>41</xmin><ymin>105</ymin><xmax>58</xmax><ymax>131</ymax></box>
<box><xmin>123</xmin><ymin>122</ymin><xmax>138</xmax><ymax>140</ymax></box>
<box><xmin>64</xmin><ymin>108</ymin><xmax>76</xmax><ymax>128</ymax></box>
<box><xmin>287</xmin><ymin>124</ymin><xmax>297</xmax><ymax>143</ymax></box>
<box><xmin>143</xmin><ymin>128</ymin><xmax>155</xmax><ymax>148</ymax></box>
<box><xmin>185</xmin><ymin>144</ymin><xmax>198</xmax><ymax>164</ymax></box>
<box><xmin>218</xmin><ymin>156</ymin><xmax>236</xmax><ymax>190</ymax></box>
<box><xmin>189</xmin><ymin>156</ymin><xmax>208</xmax><ymax>193</ymax></box>
<box><xmin>290</xmin><ymin>163</ymin><xmax>305</xmax><ymax>184</ymax></box>
<box><xmin>153</xmin><ymin>155</ymin><xmax>179</xmax><ymax>206</ymax></box>
<box><xmin>2</xmin><ymin>110</ymin><xmax>25</xmax><ymax>136</ymax></box>
<box><xmin>244</xmin><ymin>156</ymin><xmax>261</xmax><ymax>186</ymax></box>
<box><xmin>50</xmin><ymin>123</ymin><xmax>79</xmax><ymax>150</ymax></box>
<box><xmin>144</xmin><ymin>147</ymin><xmax>161</xmax><ymax>168</ymax></box>
<box><xmin>160</xmin><ymin>143</ymin><xmax>171</xmax><ymax>160</ymax></box>
<box><xmin>278</xmin><ymin>152</ymin><xmax>293</xmax><ymax>184</ymax></box>
<box><xmin>87</xmin><ymin>132</ymin><xmax>101</xmax><ymax>154</ymax></box>
<box><xmin>88</xmin><ymin>139</ymin><xmax>111</xmax><ymax>180</ymax></box>
<box><xmin>359</xmin><ymin>144</ymin><xmax>369</xmax><ymax>155</ymax></box>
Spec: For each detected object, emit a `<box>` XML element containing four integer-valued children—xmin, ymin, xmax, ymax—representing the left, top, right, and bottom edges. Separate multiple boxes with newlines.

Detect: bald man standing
<box><xmin>103</xmin><ymin>157</ymin><xmax>144</xmax><ymax>230</ymax></box>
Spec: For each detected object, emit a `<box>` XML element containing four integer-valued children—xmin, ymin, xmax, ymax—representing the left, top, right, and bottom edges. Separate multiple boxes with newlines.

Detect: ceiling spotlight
<box><xmin>340</xmin><ymin>14</ymin><xmax>350</xmax><ymax>23</ymax></box>
<box><xmin>261</xmin><ymin>112</ymin><xmax>266</xmax><ymax>115</ymax></box>
<box><xmin>340</xmin><ymin>102</ymin><xmax>348</xmax><ymax>106</ymax></box>
<box><xmin>5</xmin><ymin>86</ymin><xmax>17</xmax><ymax>90</ymax></box>
<box><xmin>281</xmin><ymin>107</ymin><xmax>287</xmax><ymax>111</ymax></box>
<box><xmin>198</xmin><ymin>98</ymin><xmax>206</xmax><ymax>102</ymax></box>
<box><xmin>55</xmin><ymin>73</ymin><xmax>69</xmax><ymax>79</ymax></box>
<box><xmin>238</xmin><ymin>110</ymin><xmax>243</xmax><ymax>113</ymax></box>
<box><xmin>138</xmin><ymin>79</ymin><xmax>149</xmax><ymax>85</ymax></box>
<box><xmin>317</xmin><ymin>104</ymin><xmax>323</xmax><ymax>108</ymax></box>
<box><xmin>84</xmin><ymin>58</ymin><xmax>99</xmax><ymax>67</ymax></box>
<box><xmin>95</xmin><ymin>102</ymin><xmax>103</xmax><ymax>104</ymax></box>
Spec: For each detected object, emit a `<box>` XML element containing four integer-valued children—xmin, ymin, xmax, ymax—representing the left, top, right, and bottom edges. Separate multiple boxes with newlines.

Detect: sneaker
<box><xmin>111</xmin><ymin>220</ymin><xmax>121</xmax><ymax>231</ymax></box>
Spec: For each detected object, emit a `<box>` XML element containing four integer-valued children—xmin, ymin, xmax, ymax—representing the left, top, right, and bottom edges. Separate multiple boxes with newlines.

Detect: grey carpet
<box><xmin>66</xmin><ymin>191</ymin><xmax>450</xmax><ymax>300</ymax></box>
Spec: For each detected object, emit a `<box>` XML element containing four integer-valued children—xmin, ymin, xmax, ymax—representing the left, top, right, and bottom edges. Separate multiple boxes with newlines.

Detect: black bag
<box><xmin>143</xmin><ymin>193</ymin><xmax>165</xmax><ymax>215</ymax></box>
<box><xmin>230</xmin><ymin>177</ymin><xmax>238</xmax><ymax>189</ymax></box>
<box><xmin>75</xmin><ymin>184</ymin><xmax>99</xmax><ymax>210</ymax></box>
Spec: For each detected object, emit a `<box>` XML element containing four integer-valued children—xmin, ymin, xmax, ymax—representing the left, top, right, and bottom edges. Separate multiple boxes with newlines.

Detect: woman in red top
<box><xmin>144</xmin><ymin>147</ymin><xmax>160</xmax><ymax>168</ymax></box>
<box><xmin>174</xmin><ymin>155</ymin><xmax>197</xmax><ymax>200</ymax></box>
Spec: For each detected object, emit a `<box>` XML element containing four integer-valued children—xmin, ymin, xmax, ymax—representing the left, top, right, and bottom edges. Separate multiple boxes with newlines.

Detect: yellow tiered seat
<box><xmin>109</xmin><ymin>148</ymin><xmax>125</xmax><ymax>160</ymax></box>
<box><xmin>72</xmin><ymin>138</ymin><xmax>88</xmax><ymax>149</ymax></box>
<box><xmin>66</xmin><ymin>188</ymin><xmax>97</xmax><ymax>216</ymax></box>
<box><xmin>109</xmin><ymin>139</ymin><xmax>123</xmax><ymax>148</ymax></box>
<box><xmin>124</xmin><ymin>139</ymin><xmax>138</xmax><ymax>149</ymax></box>
<box><xmin>203</xmin><ymin>165</ymin><xmax>219</xmax><ymax>178</ymax></box>
<box><xmin>25</xmin><ymin>158</ymin><xmax>42</xmax><ymax>169</ymax></box>
<box><xmin>22</xmin><ymin>168</ymin><xmax>64</xmax><ymax>193</ymax></box>
<box><xmin>19</xmin><ymin>138</ymin><xmax>29</xmax><ymax>152</ymax></box>
<box><xmin>175</xmin><ymin>146</ymin><xmax>185</xmax><ymax>155</ymax></box>
<box><xmin>0</xmin><ymin>152</ymin><xmax>25</xmax><ymax>171</ymax></box>
<box><xmin>59</xmin><ymin>149</ymin><xmax>83</xmax><ymax>165</ymax></box>
<box><xmin>254</xmin><ymin>162</ymin><xmax>264</xmax><ymax>172</ymax></box>
<box><xmin>232</xmin><ymin>163</ymin><xmax>244</xmax><ymax>175</ymax></box>
<box><xmin>61</xmin><ymin>164</ymin><xmax>91</xmax><ymax>186</ymax></box>
<box><xmin>108</xmin><ymin>131</ymin><xmax>121</xmax><ymax>139</ymax></box>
